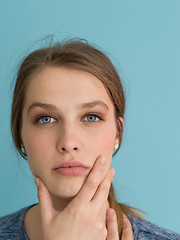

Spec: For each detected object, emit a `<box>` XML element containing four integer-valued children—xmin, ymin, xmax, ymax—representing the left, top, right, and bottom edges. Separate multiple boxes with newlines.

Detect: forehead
<box><xmin>24</xmin><ymin>67</ymin><xmax>114</xmax><ymax>110</ymax></box>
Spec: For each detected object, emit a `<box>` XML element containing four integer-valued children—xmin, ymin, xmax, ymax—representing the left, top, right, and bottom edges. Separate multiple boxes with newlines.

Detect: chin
<box><xmin>51</xmin><ymin>188</ymin><xmax>81</xmax><ymax>202</ymax></box>
<box><xmin>59</xmin><ymin>195</ymin><xmax>76</xmax><ymax>201</ymax></box>
<box><xmin>50</xmin><ymin>179</ymin><xmax>84</xmax><ymax>199</ymax></box>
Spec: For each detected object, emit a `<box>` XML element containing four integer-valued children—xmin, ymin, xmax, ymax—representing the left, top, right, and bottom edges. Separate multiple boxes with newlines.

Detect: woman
<box><xmin>0</xmin><ymin>39</ymin><xmax>179</xmax><ymax>239</ymax></box>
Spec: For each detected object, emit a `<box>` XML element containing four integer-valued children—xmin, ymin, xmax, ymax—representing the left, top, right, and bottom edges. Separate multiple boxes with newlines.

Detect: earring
<box><xmin>21</xmin><ymin>146</ymin><xmax>26</xmax><ymax>154</ymax></box>
<box><xmin>114</xmin><ymin>143</ymin><xmax>119</xmax><ymax>151</ymax></box>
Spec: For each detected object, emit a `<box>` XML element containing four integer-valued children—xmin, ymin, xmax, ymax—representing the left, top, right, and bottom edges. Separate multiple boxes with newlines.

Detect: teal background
<box><xmin>0</xmin><ymin>0</ymin><xmax>180</xmax><ymax>233</ymax></box>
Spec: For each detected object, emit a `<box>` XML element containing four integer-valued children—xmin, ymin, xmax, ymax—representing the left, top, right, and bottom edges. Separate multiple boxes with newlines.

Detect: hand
<box><xmin>106</xmin><ymin>210</ymin><xmax>133</xmax><ymax>240</ymax></box>
<box><xmin>35</xmin><ymin>155</ymin><xmax>115</xmax><ymax>240</ymax></box>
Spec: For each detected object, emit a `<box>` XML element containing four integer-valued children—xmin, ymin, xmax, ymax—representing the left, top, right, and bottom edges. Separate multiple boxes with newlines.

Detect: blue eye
<box><xmin>84</xmin><ymin>114</ymin><xmax>103</xmax><ymax>122</ymax></box>
<box><xmin>38</xmin><ymin>116</ymin><xmax>56</xmax><ymax>124</ymax></box>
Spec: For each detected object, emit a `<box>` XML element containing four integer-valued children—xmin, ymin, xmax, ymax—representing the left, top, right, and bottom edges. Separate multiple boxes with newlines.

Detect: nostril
<box><xmin>61</xmin><ymin>147</ymin><xmax>78</xmax><ymax>151</ymax></box>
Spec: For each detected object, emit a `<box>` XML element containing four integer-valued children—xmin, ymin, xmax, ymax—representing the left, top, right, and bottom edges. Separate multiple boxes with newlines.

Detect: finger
<box><xmin>91</xmin><ymin>168</ymin><xmax>115</xmax><ymax>207</ymax></box>
<box><xmin>35</xmin><ymin>177</ymin><xmax>55</xmax><ymax>226</ymax></box>
<box><xmin>121</xmin><ymin>214</ymin><xmax>133</xmax><ymax>240</ymax></box>
<box><xmin>106</xmin><ymin>208</ymin><xmax>119</xmax><ymax>240</ymax></box>
<box><xmin>98</xmin><ymin>201</ymin><xmax>110</xmax><ymax>227</ymax></box>
<box><xmin>73</xmin><ymin>156</ymin><xmax>109</xmax><ymax>204</ymax></box>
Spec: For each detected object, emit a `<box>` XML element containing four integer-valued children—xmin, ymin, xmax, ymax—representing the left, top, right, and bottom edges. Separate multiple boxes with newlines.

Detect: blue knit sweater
<box><xmin>0</xmin><ymin>205</ymin><xmax>180</xmax><ymax>239</ymax></box>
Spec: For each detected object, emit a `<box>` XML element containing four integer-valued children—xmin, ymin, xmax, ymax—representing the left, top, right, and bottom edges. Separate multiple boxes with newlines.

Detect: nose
<box><xmin>56</xmin><ymin>123</ymin><xmax>81</xmax><ymax>154</ymax></box>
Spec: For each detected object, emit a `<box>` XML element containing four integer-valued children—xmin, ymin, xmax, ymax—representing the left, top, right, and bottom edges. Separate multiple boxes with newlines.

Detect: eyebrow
<box><xmin>27</xmin><ymin>100</ymin><xmax>109</xmax><ymax>114</ymax></box>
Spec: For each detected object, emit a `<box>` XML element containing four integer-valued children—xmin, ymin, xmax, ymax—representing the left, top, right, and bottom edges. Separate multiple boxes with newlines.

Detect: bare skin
<box><xmin>24</xmin><ymin>156</ymin><xmax>133</xmax><ymax>240</ymax></box>
<box><xmin>21</xmin><ymin>67</ymin><xmax>134</xmax><ymax>239</ymax></box>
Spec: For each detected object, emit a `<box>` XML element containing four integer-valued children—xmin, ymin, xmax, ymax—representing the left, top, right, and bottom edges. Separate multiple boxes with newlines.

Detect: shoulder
<box><xmin>0</xmin><ymin>205</ymin><xmax>32</xmax><ymax>240</ymax></box>
<box><xmin>127</xmin><ymin>214</ymin><xmax>180</xmax><ymax>240</ymax></box>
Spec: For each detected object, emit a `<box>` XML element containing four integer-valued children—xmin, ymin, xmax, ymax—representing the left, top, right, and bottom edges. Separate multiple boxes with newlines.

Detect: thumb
<box><xmin>34</xmin><ymin>177</ymin><xmax>55</xmax><ymax>227</ymax></box>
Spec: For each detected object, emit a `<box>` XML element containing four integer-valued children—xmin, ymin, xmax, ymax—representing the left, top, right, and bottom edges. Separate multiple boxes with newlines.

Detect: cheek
<box><xmin>98</xmin><ymin>133</ymin><xmax>114</xmax><ymax>152</ymax></box>
<box><xmin>89</xmin><ymin>125</ymin><xmax>117</xmax><ymax>163</ymax></box>
<box><xmin>22</xmin><ymin>130</ymin><xmax>54</xmax><ymax>174</ymax></box>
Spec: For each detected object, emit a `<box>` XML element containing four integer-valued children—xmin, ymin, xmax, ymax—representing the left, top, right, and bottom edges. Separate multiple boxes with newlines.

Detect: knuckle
<box><xmin>102</xmin><ymin>179</ymin><xmax>111</xmax><ymax>193</ymax></box>
<box><xmin>68</xmin><ymin>207</ymin><xmax>81</xmax><ymax>218</ymax></box>
<box><xmin>101</xmin><ymin>181</ymin><xmax>109</xmax><ymax>192</ymax></box>
<box><xmin>97</xmin><ymin>221</ymin><xmax>104</xmax><ymax>230</ymax></box>
<box><xmin>87</xmin><ymin>178</ymin><xmax>97</xmax><ymax>190</ymax></box>
<box><xmin>97</xmin><ymin>223</ymin><xmax>107</xmax><ymax>237</ymax></box>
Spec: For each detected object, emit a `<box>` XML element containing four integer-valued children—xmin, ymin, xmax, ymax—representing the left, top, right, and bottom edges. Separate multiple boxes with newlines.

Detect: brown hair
<box><xmin>11</xmin><ymin>39</ymin><xmax>143</xmax><ymax>237</ymax></box>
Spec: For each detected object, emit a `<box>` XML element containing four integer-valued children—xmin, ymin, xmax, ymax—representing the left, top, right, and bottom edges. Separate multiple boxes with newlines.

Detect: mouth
<box><xmin>53</xmin><ymin>161</ymin><xmax>89</xmax><ymax>176</ymax></box>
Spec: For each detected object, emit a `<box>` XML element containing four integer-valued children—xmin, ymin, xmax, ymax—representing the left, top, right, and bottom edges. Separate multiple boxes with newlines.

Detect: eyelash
<box><xmin>83</xmin><ymin>113</ymin><xmax>104</xmax><ymax>122</ymax></box>
<box><xmin>35</xmin><ymin>113</ymin><xmax>104</xmax><ymax>125</ymax></box>
<box><xmin>36</xmin><ymin>115</ymin><xmax>56</xmax><ymax>124</ymax></box>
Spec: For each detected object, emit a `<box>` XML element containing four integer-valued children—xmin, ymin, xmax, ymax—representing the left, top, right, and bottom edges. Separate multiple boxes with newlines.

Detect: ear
<box><xmin>119</xmin><ymin>117</ymin><xmax>123</xmax><ymax>127</ymax></box>
<box><xmin>114</xmin><ymin>117</ymin><xmax>123</xmax><ymax>144</ymax></box>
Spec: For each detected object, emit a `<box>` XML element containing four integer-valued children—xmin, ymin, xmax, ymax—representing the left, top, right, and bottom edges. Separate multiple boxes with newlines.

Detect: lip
<box><xmin>53</xmin><ymin>161</ymin><xmax>89</xmax><ymax>176</ymax></box>
<box><xmin>53</xmin><ymin>161</ymin><xmax>88</xmax><ymax>169</ymax></box>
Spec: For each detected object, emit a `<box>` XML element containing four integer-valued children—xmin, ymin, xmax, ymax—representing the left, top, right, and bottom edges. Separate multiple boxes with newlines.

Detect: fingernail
<box><xmin>107</xmin><ymin>208</ymin><xmax>114</xmax><ymax>216</ymax></box>
<box><xmin>123</xmin><ymin>214</ymin><xmax>128</xmax><ymax>224</ymax></box>
<box><xmin>110</xmin><ymin>168</ymin><xmax>116</xmax><ymax>176</ymax></box>
<box><xmin>34</xmin><ymin>177</ymin><xmax>40</xmax><ymax>187</ymax></box>
<box><xmin>100</xmin><ymin>156</ymin><xmax>106</xmax><ymax>165</ymax></box>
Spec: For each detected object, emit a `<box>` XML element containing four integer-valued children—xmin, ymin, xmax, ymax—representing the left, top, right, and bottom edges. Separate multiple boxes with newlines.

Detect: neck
<box><xmin>24</xmin><ymin>195</ymin><xmax>74</xmax><ymax>240</ymax></box>
<box><xmin>50</xmin><ymin>193</ymin><xmax>74</xmax><ymax>211</ymax></box>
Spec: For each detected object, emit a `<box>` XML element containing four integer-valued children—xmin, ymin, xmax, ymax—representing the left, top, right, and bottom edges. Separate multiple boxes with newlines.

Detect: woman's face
<box><xmin>21</xmin><ymin>67</ymin><xmax>120</xmax><ymax>200</ymax></box>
